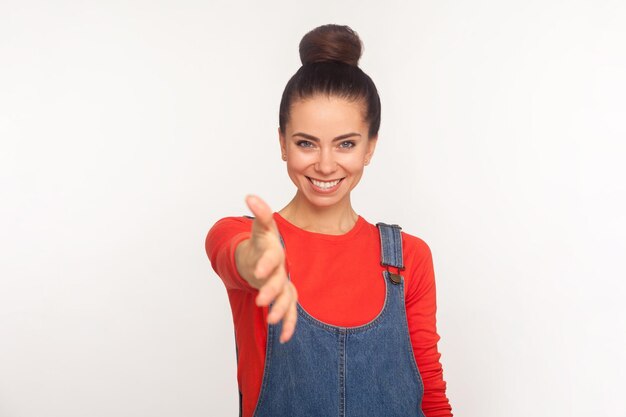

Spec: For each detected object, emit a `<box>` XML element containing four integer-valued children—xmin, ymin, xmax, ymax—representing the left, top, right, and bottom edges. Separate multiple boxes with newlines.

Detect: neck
<box><xmin>277</xmin><ymin>191</ymin><xmax>358</xmax><ymax>235</ymax></box>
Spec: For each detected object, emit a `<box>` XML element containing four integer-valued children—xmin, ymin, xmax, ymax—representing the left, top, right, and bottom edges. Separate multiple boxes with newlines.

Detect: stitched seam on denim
<box><xmin>377</xmin><ymin>223</ymin><xmax>404</xmax><ymax>269</ymax></box>
<box><xmin>398</xmin><ymin>277</ymin><xmax>426</xmax><ymax>406</ymax></box>
<box><xmin>338</xmin><ymin>330</ymin><xmax>347</xmax><ymax>417</ymax></box>
<box><xmin>251</xmin><ymin>321</ymin><xmax>275</xmax><ymax>416</ymax></box>
<box><xmin>294</xmin><ymin>271</ymin><xmax>391</xmax><ymax>334</ymax></box>
<box><xmin>378</xmin><ymin>223</ymin><xmax>392</xmax><ymax>266</ymax></box>
<box><xmin>392</xmin><ymin>226</ymin><xmax>404</xmax><ymax>269</ymax></box>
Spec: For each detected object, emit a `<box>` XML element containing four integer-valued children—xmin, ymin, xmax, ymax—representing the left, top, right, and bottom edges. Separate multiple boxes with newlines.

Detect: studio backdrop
<box><xmin>1</xmin><ymin>1</ymin><xmax>624</xmax><ymax>416</ymax></box>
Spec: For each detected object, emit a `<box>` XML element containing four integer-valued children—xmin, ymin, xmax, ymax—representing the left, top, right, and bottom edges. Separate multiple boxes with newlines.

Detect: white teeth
<box><xmin>310</xmin><ymin>178</ymin><xmax>341</xmax><ymax>189</ymax></box>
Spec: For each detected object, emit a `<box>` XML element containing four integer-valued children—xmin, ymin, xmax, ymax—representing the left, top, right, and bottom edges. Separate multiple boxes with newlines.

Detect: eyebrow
<box><xmin>291</xmin><ymin>132</ymin><xmax>362</xmax><ymax>142</ymax></box>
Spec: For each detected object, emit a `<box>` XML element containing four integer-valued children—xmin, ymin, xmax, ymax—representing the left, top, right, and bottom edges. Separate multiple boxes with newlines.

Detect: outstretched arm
<box><xmin>205</xmin><ymin>195</ymin><xmax>298</xmax><ymax>343</ymax></box>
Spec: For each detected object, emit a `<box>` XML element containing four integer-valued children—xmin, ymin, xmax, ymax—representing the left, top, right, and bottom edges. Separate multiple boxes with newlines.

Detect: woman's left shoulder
<box><xmin>400</xmin><ymin>229</ymin><xmax>433</xmax><ymax>261</ymax></box>
<box><xmin>364</xmin><ymin>218</ymin><xmax>433</xmax><ymax>259</ymax></box>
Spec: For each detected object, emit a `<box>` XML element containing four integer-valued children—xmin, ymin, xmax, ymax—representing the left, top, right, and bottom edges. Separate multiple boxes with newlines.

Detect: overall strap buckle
<box><xmin>376</xmin><ymin>222</ymin><xmax>405</xmax><ymax>284</ymax></box>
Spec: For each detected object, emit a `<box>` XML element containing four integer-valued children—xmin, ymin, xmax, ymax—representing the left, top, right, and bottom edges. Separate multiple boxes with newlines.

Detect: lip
<box><xmin>306</xmin><ymin>176</ymin><xmax>345</xmax><ymax>182</ymax></box>
<box><xmin>306</xmin><ymin>176</ymin><xmax>345</xmax><ymax>193</ymax></box>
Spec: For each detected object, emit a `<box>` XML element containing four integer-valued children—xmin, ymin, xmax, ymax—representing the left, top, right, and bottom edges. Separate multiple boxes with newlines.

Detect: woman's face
<box><xmin>279</xmin><ymin>94</ymin><xmax>377</xmax><ymax>209</ymax></box>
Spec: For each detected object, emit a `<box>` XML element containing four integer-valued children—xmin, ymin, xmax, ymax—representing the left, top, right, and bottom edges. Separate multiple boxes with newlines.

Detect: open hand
<box><xmin>235</xmin><ymin>194</ymin><xmax>298</xmax><ymax>343</ymax></box>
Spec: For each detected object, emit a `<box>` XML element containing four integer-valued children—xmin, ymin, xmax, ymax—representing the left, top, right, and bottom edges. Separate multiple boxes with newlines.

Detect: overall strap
<box><xmin>376</xmin><ymin>222</ymin><xmax>405</xmax><ymax>284</ymax></box>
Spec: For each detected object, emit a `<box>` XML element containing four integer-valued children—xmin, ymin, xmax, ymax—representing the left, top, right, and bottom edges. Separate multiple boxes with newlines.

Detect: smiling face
<box><xmin>279</xmin><ymin>94</ymin><xmax>377</xmax><ymax>209</ymax></box>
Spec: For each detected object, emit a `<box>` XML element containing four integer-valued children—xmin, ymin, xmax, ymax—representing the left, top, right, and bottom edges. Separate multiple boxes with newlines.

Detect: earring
<box><xmin>282</xmin><ymin>154</ymin><xmax>287</xmax><ymax>160</ymax></box>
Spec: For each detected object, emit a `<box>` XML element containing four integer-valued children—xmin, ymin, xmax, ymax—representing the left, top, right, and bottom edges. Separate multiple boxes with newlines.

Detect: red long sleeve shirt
<box><xmin>205</xmin><ymin>212</ymin><xmax>453</xmax><ymax>417</ymax></box>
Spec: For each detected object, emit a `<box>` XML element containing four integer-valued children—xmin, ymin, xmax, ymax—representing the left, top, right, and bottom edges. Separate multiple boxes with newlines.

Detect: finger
<box><xmin>254</xmin><ymin>246</ymin><xmax>282</xmax><ymax>279</ymax></box>
<box><xmin>280</xmin><ymin>287</ymin><xmax>298</xmax><ymax>344</ymax></box>
<box><xmin>245</xmin><ymin>195</ymin><xmax>276</xmax><ymax>233</ymax></box>
<box><xmin>256</xmin><ymin>264</ymin><xmax>287</xmax><ymax>307</ymax></box>
<box><xmin>267</xmin><ymin>281</ymin><xmax>293</xmax><ymax>324</ymax></box>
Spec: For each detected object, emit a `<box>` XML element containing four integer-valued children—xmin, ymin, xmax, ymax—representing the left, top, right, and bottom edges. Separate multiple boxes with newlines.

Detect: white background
<box><xmin>1</xmin><ymin>1</ymin><xmax>625</xmax><ymax>416</ymax></box>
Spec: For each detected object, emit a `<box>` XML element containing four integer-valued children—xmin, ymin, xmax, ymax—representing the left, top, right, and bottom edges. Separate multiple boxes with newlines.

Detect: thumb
<box><xmin>245</xmin><ymin>194</ymin><xmax>276</xmax><ymax>233</ymax></box>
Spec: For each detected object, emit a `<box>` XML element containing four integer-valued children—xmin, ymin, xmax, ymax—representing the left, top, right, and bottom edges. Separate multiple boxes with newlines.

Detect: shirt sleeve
<box><xmin>205</xmin><ymin>216</ymin><xmax>256</xmax><ymax>292</ymax></box>
<box><xmin>403</xmin><ymin>233</ymin><xmax>453</xmax><ymax>417</ymax></box>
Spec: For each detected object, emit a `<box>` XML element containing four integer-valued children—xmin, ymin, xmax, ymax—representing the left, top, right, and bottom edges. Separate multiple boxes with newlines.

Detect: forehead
<box><xmin>288</xmin><ymin>95</ymin><xmax>367</xmax><ymax>136</ymax></box>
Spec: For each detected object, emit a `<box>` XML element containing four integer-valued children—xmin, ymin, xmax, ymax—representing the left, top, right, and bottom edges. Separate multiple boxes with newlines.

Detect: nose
<box><xmin>315</xmin><ymin>147</ymin><xmax>337</xmax><ymax>175</ymax></box>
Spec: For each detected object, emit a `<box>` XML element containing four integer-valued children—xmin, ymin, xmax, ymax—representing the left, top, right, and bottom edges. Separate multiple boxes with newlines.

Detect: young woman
<box><xmin>206</xmin><ymin>24</ymin><xmax>453</xmax><ymax>417</ymax></box>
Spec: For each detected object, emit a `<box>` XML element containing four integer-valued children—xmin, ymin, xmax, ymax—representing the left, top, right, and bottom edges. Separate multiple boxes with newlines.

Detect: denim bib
<box><xmin>248</xmin><ymin>220</ymin><xmax>425</xmax><ymax>417</ymax></box>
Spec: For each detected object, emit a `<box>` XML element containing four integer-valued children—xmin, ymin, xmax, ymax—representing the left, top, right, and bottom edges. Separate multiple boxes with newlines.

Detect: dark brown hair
<box><xmin>278</xmin><ymin>24</ymin><xmax>381</xmax><ymax>139</ymax></box>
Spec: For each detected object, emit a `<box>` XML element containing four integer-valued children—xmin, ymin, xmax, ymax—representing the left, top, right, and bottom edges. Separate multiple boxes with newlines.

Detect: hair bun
<box><xmin>299</xmin><ymin>24</ymin><xmax>363</xmax><ymax>67</ymax></box>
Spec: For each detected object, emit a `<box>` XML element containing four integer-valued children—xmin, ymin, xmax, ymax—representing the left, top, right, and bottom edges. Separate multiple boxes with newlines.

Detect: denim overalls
<box><xmin>243</xmin><ymin>218</ymin><xmax>425</xmax><ymax>417</ymax></box>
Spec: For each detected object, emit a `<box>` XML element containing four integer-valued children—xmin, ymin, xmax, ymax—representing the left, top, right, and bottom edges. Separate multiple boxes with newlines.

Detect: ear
<box><xmin>278</xmin><ymin>126</ymin><xmax>287</xmax><ymax>157</ymax></box>
<box><xmin>365</xmin><ymin>136</ymin><xmax>378</xmax><ymax>164</ymax></box>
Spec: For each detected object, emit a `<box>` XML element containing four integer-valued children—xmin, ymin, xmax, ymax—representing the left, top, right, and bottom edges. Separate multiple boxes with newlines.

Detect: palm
<box><xmin>243</xmin><ymin>194</ymin><xmax>298</xmax><ymax>344</ymax></box>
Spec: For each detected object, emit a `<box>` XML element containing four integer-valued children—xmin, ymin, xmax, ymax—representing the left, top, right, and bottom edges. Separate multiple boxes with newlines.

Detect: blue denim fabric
<box><xmin>251</xmin><ymin>221</ymin><xmax>425</xmax><ymax>417</ymax></box>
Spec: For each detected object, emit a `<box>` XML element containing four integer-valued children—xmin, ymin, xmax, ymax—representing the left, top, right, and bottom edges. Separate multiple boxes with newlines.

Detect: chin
<box><xmin>302</xmin><ymin>190</ymin><xmax>350</xmax><ymax>208</ymax></box>
<box><xmin>308</xmin><ymin>197</ymin><xmax>342</xmax><ymax>208</ymax></box>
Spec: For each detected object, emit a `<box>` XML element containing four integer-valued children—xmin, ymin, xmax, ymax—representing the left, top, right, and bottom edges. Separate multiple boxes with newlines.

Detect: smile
<box><xmin>306</xmin><ymin>176</ymin><xmax>344</xmax><ymax>190</ymax></box>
